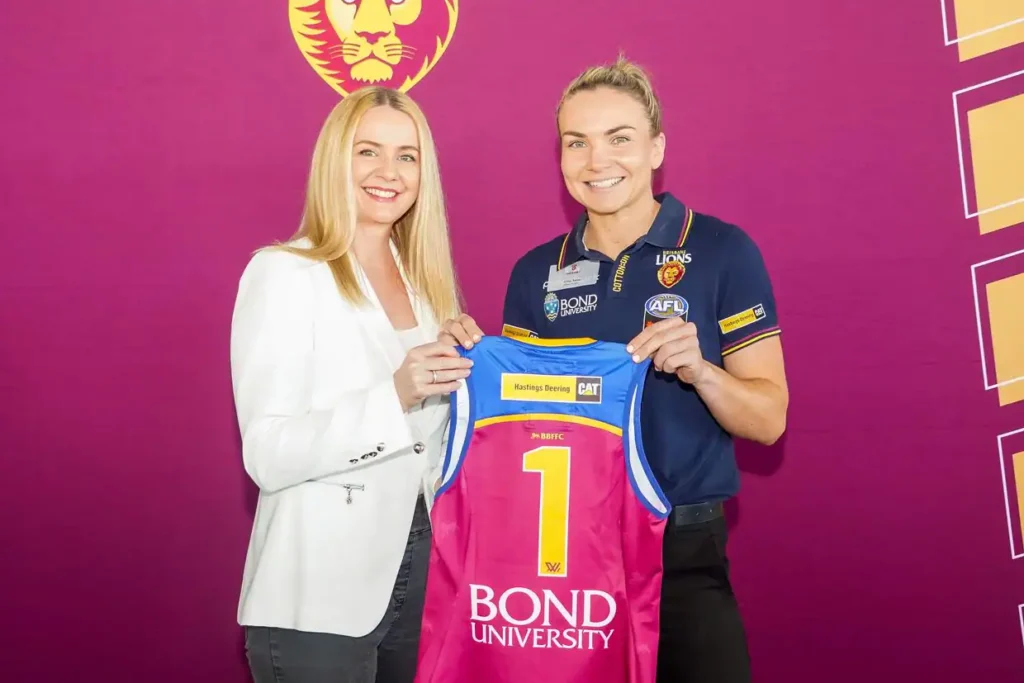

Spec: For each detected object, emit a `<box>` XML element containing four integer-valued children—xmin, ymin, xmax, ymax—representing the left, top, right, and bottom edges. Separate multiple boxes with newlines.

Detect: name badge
<box><xmin>546</xmin><ymin>261</ymin><xmax>600</xmax><ymax>292</ymax></box>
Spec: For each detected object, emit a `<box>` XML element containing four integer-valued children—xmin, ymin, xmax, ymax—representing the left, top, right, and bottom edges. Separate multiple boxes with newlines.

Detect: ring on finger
<box><xmin>431</xmin><ymin>370</ymin><xmax>438</xmax><ymax>383</ymax></box>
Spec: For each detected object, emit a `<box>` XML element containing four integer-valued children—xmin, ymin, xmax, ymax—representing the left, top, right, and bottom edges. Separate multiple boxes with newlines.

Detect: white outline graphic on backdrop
<box><xmin>971</xmin><ymin>247</ymin><xmax>1024</xmax><ymax>392</ymax></box>
<box><xmin>1019</xmin><ymin>604</ymin><xmax>1024</xmax><ymax>649</ymax></box>
<box><xmin>953</xmin><ymin>69</ymin><xmax>1024</xmax><ymax>220</ymax></box>
<box><xmin>940</xmin><ymin>0</ymin><xmax>1024</xmax><ymax>45</ymax></box>
<box><xmin>998</xmin><ymin>427</ymin><xmax>1024</xmax><ymax>560</ymax></box>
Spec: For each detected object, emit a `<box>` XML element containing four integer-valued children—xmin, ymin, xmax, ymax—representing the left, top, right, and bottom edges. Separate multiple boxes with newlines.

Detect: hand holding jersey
<box><xmin>626</xmin><ymin>317</ymin><xmax>707</xmax><ymax>385</ymax></box>
<box><xmin>437</xmin><ymin>313</ymin><xmax>485</xmax><ymax>350</ymax></box>
<box><xmin>393</xmin><ymin>340</ymin><xmax>474</xmax><ymax>412</ymax></box>
<box><xmin>440</xmin><ymin>313</ymin><xmax>709</xmax><ymax>386</ymax></box>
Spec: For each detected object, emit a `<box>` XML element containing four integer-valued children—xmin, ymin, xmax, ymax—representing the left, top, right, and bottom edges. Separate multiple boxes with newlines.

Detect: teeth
<box><xmin>586</xmin><ymin>178</ymin><xmax>623</xmax><ymax>189</ymax></box>
<box><xmin>365</xmin><ymin>188</ymin><xmax>397</xmax><ymax>198</ymax></box>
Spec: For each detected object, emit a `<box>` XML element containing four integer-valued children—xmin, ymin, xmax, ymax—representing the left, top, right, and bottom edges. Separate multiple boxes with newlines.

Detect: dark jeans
<box><xmin>244</xmin><ymin>496</ymin><xmax>432</xmax><ymax>683</ymax></box>
<box><xmin>657</xmin><ymin>512</ymin><xmax>752</xmax><ymax>683</ymax></box>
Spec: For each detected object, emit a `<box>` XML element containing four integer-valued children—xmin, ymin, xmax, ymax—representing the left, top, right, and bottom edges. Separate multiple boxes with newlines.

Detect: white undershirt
<box><xmin>395</xmin><ymin>325</ymin><xmax>423</xmax><ymax>352</ymax></box>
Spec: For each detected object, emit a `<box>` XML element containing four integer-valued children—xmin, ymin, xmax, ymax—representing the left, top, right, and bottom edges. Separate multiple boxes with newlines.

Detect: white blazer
<box><xmin>229</xmin><ymin>238</ymin><xmax>450</xmax><ymax>637</ymax></box>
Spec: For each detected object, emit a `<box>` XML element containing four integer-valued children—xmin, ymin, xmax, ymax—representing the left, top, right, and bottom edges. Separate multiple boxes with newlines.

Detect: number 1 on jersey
<box><xmin>522</xmin><ymin>446</ymin><xmax>570</xmax><ymax>578</ymax></box>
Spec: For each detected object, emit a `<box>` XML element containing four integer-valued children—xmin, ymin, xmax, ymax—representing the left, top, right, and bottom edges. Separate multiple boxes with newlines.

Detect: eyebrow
<box><xmin>560</xmin><ymin>125</ymin><xmax>637</xmax><ymax>138</ymax></box>
<box><xmin>354</xmin><ymin>140</ymin><xmax>420</xmax><ymax>152</ymax></box>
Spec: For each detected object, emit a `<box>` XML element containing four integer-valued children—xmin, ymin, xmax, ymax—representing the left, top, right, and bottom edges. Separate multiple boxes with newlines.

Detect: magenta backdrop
<box><xmin>2</xmin><ymin>1</ymin><xmax>1023</xmax><ymax>681</ymax></box>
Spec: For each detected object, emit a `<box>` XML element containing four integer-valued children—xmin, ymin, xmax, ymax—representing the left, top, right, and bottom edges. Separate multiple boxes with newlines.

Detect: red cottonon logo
<box><xmin>288</xmin><ymin>0</ymin><xmax>458</xmax><ymax>96</ymax></box>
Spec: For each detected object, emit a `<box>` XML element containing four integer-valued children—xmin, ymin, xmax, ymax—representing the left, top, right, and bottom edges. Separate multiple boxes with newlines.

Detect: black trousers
<box><xmin>657</xmin><ymin>512</ymin><xmax>751</xmax><ymax>683</ymax></box>
<box><xmin>244</xmin><ymin>496</ymin><xmax>432</xmax><ymax>683</ymax></box>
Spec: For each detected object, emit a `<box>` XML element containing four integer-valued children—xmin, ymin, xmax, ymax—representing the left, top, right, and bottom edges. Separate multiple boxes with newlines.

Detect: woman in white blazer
<box><xmin>229</xmin><ymin>86</ymin><xmax>471</xmax><ymax>683</ymax></box>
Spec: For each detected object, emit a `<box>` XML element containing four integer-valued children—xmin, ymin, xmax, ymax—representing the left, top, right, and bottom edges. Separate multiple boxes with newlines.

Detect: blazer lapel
<box><xmin>350</xmin><ymin>242</ymin><xmax>449</xmax><ymax>443</ymax></box>
<box><xmin>351</xmin><ymin>240</ymin><xmax>437</xmax><ymax>372</ymax></box>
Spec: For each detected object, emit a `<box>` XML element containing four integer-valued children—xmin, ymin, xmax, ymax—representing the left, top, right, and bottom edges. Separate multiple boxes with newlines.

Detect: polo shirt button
<box><xmin>377</xmin><ymin>442</ymin><xmax>385</xmax><ymax>452</ymax></box>
<box><xmin>413</xmin><ymin>442</ymin><xmax>425</xmax><ymax>454</ymax></box>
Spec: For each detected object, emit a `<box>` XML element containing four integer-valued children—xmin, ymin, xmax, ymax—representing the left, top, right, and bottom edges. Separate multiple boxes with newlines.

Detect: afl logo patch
<box><xmin>643</xmin><ymin>293</ymin><xmax>688</xmax><ymax>328</ymax></box>
<box><xmin>543</xmin><ymin>292</ymin><xmax>559</xmax><ymax>322</ymax></box>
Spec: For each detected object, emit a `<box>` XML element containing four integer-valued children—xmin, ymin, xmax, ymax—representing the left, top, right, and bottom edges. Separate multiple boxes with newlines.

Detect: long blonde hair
<box><xmin>274</xmin><ymin>86</ymin><xmax>461</xmax><ymax>323</ymax></box>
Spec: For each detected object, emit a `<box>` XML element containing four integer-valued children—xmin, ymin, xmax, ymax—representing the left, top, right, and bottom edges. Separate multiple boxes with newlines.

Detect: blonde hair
<box><xmin>273</xmin><ymin>86</ymin><xmax>461</xmax><ymax>323</ymax></box>
<box><xmin>557</xmin><ymin>53</ymin><xmax>663</xmax><ymax>136</ymax></box>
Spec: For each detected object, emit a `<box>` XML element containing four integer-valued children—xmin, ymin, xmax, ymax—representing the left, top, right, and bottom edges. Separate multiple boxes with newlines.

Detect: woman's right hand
<box><xmin>438</xmin><ymin>313</ymin><xmax>485</xmax><ymax>349</ymax></box>
<box><xmin>393</xmin><ymin>341</ymin><xmax>474</xmax><ymax>412</ymax></box>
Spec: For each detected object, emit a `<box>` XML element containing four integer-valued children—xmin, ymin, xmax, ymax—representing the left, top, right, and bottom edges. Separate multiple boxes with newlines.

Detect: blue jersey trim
<box><xmin>435</xmin><ymin>347</ymin><xmax>476</xmax><ymax>499</ymax></box>
<box><xmin>622</xmin><ymin>364</ymin><xmax>671</xmax><ymax>518</ymax></box>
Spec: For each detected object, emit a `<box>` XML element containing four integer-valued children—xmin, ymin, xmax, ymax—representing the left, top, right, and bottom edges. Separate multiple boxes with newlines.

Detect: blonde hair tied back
<box><xmin>557</xmin><ymin>52</ymin><xmax>663</xmax><ymax>136</ymax></box>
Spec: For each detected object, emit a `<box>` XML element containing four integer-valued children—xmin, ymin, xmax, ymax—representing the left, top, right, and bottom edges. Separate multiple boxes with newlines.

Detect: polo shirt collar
<box><xmin>558</xmin><ymin>192</ymin><xmax>693</xmax><ymax>269</ymax></box>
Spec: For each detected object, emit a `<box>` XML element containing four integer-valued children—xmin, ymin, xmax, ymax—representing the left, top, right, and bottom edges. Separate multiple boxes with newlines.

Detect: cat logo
<box><xmin>575</xmin><ymin>376</ymin><xmax>602</xmax><ymax>403</ymax></box>
<box><xmin>288</xmin><ymin>0</ymin><xmax>459</xmax><ymax>96</ymax></box>
<box><xmin>643</xmin><ymin>293</ymin><xmax>689</xmax><ymax>328</ymax></box>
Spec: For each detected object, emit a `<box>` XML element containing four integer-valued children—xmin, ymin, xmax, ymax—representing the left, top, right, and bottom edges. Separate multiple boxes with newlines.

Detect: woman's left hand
<box><xmin>626</xmin><ymin>317</ymin><xmax>708</xmax><ymax>385</ymax></box>
<box><xmin>438</xmin><ymin>313</ymin><xmax>485</xmax><ymax>349</ymax></box>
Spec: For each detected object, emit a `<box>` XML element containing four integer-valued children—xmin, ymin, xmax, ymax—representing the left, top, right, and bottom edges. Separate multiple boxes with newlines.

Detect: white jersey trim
<box><xmin>438</xmin><ymin>380</ymin><xmax>472</xmax><ymax>494</ymax></box>
<box><xmin>624</xmin><ymin>373</ymin><xmax>671</xmax><ymax>518</ymax></box>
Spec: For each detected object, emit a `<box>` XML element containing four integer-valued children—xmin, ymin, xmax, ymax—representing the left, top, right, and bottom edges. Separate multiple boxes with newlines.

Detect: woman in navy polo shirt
<box><xmin>439</xmin><ymin>56</ymin><xmax>789</xmax><ymax>683</ymax></box>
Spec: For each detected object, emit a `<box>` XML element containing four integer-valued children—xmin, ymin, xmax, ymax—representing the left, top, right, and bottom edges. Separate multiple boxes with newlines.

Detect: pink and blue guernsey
<box><xmin>415</xmin><ymin>335</ymin><xmax>671</xmax><ymax>683</ymax></box>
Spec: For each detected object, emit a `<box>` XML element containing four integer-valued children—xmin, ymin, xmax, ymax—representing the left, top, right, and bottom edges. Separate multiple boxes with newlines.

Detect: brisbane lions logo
<box><xmin>288</xmin><ymin>0</ymin><xmax>458</xmax><ymax>96</ymax></box>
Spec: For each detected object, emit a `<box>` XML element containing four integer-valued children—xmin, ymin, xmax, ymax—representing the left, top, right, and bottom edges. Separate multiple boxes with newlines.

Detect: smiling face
<box><xmin>558</xmin><ymin>86</ymin><xmax>665</xmax><ymax>217</ymax></box>
<box><xmin>351</xmin><ymin>104</ymin><xmax>421</xmax><ymax>228</ymax></box>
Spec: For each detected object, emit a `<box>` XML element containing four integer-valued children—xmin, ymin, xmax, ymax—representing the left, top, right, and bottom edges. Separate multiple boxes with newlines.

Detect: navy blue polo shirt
<box><xmin>500</xmin><ymin>192</ymin><xmax>781</xmax><ymax>506</ymax></box>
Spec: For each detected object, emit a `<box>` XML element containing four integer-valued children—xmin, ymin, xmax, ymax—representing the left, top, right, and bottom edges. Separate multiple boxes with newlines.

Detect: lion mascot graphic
<box><xmin>290</xmin><ymin>0</ymin><xmax>458</xmax><ymax>95</ymax></box>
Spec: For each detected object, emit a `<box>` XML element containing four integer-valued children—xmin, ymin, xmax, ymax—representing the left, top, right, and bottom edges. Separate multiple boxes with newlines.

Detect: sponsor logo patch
<box><xmin>501</xmin><ymin>374</ymin><xmax>603</xmax><ymax>404</ymax></box>
<box><xmin>611</xmin><ymin>254</ymin><xmax>630</xmax><ymax>293</ymax></box>
<box><xmin>643</xmin><ymin>293</ymin><xmax>689</xmax><ymax>328</ymax></box>
<box><xmin>718</xmin><ymin>304</ymin><xmax>766</xmax><ymax>334</ymax></box>
<box><xmin>560</xmin><ymin>293</ymin><xmax>598</xmax><ymax>317</ymax></box>
<box><xmin>544</xmin><ymin>292</ymin><xmax>599</xmax><ymax>320</ymax></box>
<box><xmin>575</xmin><ymin>376</ymin><xmax>602</xmax><ymax>402</ymax></box>
<box><xmin>501</xmin><ymin>324</ymin><xmax>538</xmax><ymax>340</ymax></box>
